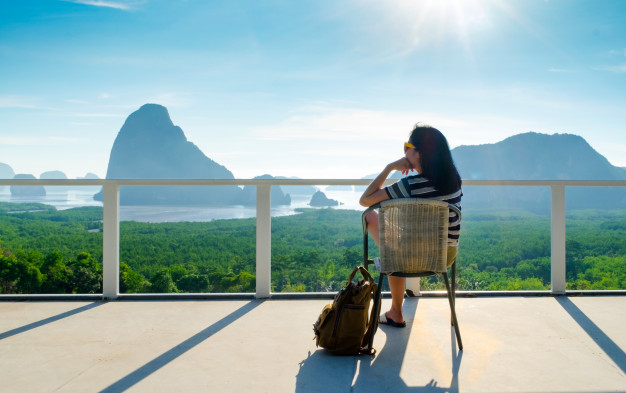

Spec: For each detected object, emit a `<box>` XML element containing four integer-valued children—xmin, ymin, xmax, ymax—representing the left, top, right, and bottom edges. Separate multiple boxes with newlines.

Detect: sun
<box><xmin>382</xmin><ymin>0</ymin><xmax>491</xmax><ymax>54</ymax></box>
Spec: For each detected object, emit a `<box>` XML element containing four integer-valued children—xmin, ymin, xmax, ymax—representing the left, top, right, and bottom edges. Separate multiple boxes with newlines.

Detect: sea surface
<box><xmin>0</xmin><ymin>187</ymin><xmax>363</xmax><ymax>223</ymax></box>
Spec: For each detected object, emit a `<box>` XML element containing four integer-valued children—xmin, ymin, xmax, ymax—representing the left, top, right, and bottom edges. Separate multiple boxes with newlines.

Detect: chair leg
<box><xmin>368</xmin><ymin>273</ymin><xmax>385</xmax><ymax>351</ymax></box>
<box><xmin>443</xmin><ymin>272</ymin><xmax>463</xmax><ymax>351</ymax></box>
<box><xmin>363</xmin><ymin>224</ymin><xmax>369</xmax><ymax>268</ymax></box>
<box><xmin>451</xmin><ymin>262</ymin><xmax>456</xmax><ymax>326</ymax></box>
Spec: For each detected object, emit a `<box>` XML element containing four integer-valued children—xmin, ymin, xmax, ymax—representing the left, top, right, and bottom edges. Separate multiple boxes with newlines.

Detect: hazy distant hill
<box><xmin>40</xmin><ymin>170</ymin><xmax>69</xmax><ymax>193</ymax></box>
<box><xmin>40</xmin><ymin>170</ymin><xmax>67</xmax><ymax>179</ymax></box>
<box><xmin>274</xmin><ymin>176</ymin><xmax>317</xmax><ymax>196</ymax></box>
<box><xmin>241</xmin><ymin>174</ymin><xmax>291</xmax><ymax>206</ymax></box>
<box><xmin>94</xmin><ymin>104</ymin><xmax>245</xmax><ymax>205</ymax></box>
<box><xmin>77</xmin><ymin>173</ymin><xmax>100</xmax><ymax>180</ymax></box>
<box><xmin>11</xmin><ymin>174</ymin><xmax>46</xmax><ymax>197</ymax></box>
<box><xmin>355</xmin><ymin>170</ymin><xmax>405</xmax><ymax>192</ymax></box>
<box><xmin>453</xmin><ymin>132</ymin><xmax>625</xmax><ymax>181</ymax></box>
<box><xmin>0</xmin><ymin>163</ymin><xmax>14</xmax><ymax>179</ymax></box>
<box><xmin>0</xmin><ymin>163</ymin><xmax>15</xmax><ymax>192</ymax></box>
<box><xmin>451</xmin><ymin>132</ymin><xmax>626</xmax><ymax>211</ymax></box>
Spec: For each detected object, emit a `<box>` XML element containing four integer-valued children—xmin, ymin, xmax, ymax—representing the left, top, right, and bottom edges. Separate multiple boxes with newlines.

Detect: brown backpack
<box><xmin>313</xmin><ymin>266</ymin><xmax>378</xmax><ymax>355</ymax></box>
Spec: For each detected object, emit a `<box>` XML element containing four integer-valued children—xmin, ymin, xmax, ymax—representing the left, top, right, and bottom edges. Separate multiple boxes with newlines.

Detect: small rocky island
<box><xmin>309</xmin><ymin>191</ymin><xmax>339</xmax><ymax>207</ymax></box>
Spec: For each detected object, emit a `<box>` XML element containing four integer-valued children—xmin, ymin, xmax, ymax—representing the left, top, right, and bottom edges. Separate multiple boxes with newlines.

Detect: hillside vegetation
<box><xmin>1</xmin><ymin>202</ymin><xmax>624</xmax><ymax>294</ymax></box>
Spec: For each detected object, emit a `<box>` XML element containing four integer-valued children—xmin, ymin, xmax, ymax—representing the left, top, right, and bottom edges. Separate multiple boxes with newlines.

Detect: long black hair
<box><xmin>408</xmin><ymin>124</ymin><xmax>462</xmax><ymax>194</ymax></box>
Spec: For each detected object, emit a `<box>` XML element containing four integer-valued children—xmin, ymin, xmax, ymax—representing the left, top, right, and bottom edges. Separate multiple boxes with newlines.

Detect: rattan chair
<box><xmin>363</xmin><ymin>198</ymin><xmax>463</xmax><ymax>351</ymax></box>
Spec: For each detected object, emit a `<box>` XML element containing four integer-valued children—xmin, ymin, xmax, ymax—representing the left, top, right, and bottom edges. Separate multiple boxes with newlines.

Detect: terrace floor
<box><xmin>1</xmin><ymin>296</ymin><xmax>625</xmax><ymax>393</ymax></box>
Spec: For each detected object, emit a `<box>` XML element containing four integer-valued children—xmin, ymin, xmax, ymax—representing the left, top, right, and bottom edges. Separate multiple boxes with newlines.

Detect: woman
<box><xmin>359</xmin><ymin>124</ymin><xmax>462</xmax><ymax>328</ymax></box>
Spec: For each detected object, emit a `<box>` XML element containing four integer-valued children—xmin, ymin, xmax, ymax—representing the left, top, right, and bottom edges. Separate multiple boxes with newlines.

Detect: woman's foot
<box><xmin>380</xmin><ymin>311</ymin><xmax>406</xmax><ymax>328</ymax></box>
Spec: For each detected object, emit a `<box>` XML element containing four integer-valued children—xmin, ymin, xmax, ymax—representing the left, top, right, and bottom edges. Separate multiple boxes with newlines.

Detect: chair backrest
<box><xmin>378</xmin><ymin>198</ymin><xmax>451</xmax><ymax>274</ymax></box>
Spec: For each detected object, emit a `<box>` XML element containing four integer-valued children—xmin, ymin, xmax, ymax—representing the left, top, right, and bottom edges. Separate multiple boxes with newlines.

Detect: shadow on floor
<box><xmin>557</xmin><ymin>296</ymin><xmax>626</xmax><ymax>374</ymax></box>
<box><xmin>0</xmin><ymin>301</ymin><xmax>104</xmax><ymax>340</ymax></box>
<box><xmin>297</xmin><ymin>298</ymin><xmax>463</xmax><ymax>392</ymax></box>
<box><xmin>99</xmin><ymin>300</ymin><xmax>263</xmax><ymax>393</ymax></box>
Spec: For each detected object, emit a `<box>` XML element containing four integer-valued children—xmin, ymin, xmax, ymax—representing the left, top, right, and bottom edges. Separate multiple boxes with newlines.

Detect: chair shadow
<box><xmin>353</xmin><ymin>297</ymin><xmax>462</xmax><ymax>392</ymax></box>
<box><xmin>556</xmin><ymin>296</ymin><xmax>626</xmax><ymax>374</ymax></box>
<box><xmin>0</xmin><ymin>301</ymin><xmax>105</xmax><ymax>340</ymax></box>
<box><xmin>99</xmin><ymin>300</ymin><xmax>263</xmax><ymax>393</ymax></box>
<box><xmin>296</xmin><ymin>297</ymin><xmax>462</xmax><ymax>392</ymax></box>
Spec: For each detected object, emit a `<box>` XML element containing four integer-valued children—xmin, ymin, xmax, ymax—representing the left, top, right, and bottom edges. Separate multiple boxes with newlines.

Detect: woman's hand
<box><xmin>360</xmin><ymin>157</ymin><xmax>414</xmax><ymax>207</ymax></box>
<box><xmin>389</xmin><ymin>157</ymin><xmax>415</xmax><ymax>175</ymax></box>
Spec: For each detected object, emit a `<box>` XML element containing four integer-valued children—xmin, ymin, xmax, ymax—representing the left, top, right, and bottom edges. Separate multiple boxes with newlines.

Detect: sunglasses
<box><xmin>404</xmin><ymin>142</ymin><xmax>416</xmax><ymax>150</ymax></box>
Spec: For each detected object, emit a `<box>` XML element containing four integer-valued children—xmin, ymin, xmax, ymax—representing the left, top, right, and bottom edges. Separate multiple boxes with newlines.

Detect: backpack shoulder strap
<box><xmin>360</xmin><ymin>274</ymin><xmax>379</xmax><ymax>355</ymax></box>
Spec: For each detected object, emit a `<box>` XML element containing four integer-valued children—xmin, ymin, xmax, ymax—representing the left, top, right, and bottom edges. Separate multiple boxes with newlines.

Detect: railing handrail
<box><xmin>1</xmin><ymin>178</ymin><xmax>625</xmax><ymax>299</ymax></box>
<box><xmin>1</xmin><ymin>178</ymin><xmax>625</xmax><ymax>187</ymax></box>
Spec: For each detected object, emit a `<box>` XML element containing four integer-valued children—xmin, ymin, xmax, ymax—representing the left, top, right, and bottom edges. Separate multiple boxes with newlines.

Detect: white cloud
<box><xmin>596</xmin><ymin>64</ymin><xmax>626</xmax><ymax>73</ymax></box>
<box><xmin>0</xmin><ymin>136</ymin><xmax>79</xmax><ymax>146</ymax></box>
<box><xmin>71</xmin><ymin>112</ymin><xmax>124</xmax><ymax>118</ymax></box>
<box><xmin>600</xmin><ymin>64</ymin><xmax>626</xmax><ymax>74</ymax></box>
<box><xmin>249</xmin><ymin>106</ymin><xmax>466</xmax><ymax>143</ymax></box>
<box><xmin>66</xmin><ymin>99</ymin><xmax>90</xmax><ymax>105</ymax></box>
<box><xmin>84</xmin><ymin>56</ymin><xmax>152</xmax><ymax>66</ymax></box>
<box><xmin>548</xmin><ymin>68</ymin><xmax>573</xmax><ymax>73</ymax></box>
<box><xmin>142</xmin><ymin>92</ymin><xmax>195</xmax><ymax>109</ymax></box>
<box><xmin>65</xmin><ymin>0</ymin><xmax>134</xmax><ymax>11</ymax></box>
<box><xmin>225</xmin><ymin>105</ymin><xmax>478</xmax><ymax>179</ymax></box>
<box><xmin>0</xmin><ymin>95</ymin><xmax>41</xmax><ymax>109</ymax></box>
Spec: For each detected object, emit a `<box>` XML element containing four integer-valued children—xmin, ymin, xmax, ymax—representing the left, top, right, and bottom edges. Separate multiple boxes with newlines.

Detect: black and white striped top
<box><xmin>384</xmin><ymin>174</ymin><xmax>462</xmax><ymax>246</ymax></box>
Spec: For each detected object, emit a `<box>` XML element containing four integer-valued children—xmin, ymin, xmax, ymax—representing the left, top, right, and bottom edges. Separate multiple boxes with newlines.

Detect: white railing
<box><xmin>1</xmin><ymin>178</ymin><xmax>625</xmax><ymax>298</ymax></box>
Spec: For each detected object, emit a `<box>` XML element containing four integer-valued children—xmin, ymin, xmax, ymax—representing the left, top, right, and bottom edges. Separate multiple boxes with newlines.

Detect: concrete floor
<box><xmin>1</xmin><ymin>296</ymin><xmax>625</xmax><ymax>393</ymax></box>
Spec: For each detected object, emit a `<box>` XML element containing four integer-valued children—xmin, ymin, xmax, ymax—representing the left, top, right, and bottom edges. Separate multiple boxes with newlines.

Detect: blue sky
<box><xmin>1</xmin><ymin>0</ymin><xmax>625</xmax><ymax>179</ymax></box>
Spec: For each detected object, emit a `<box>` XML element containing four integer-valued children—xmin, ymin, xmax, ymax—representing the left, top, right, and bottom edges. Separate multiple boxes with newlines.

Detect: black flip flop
<box><xmin>379</xmin><ymin>313</ymin><xmax>406</xmax><ymax>328</ymax></box>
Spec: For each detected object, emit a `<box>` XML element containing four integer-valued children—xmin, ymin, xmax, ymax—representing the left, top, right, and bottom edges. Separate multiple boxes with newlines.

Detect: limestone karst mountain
<box><xmin>94</xmin><ymin>103</ymin><xmax>247</xmax><ymax>205</ymax></box>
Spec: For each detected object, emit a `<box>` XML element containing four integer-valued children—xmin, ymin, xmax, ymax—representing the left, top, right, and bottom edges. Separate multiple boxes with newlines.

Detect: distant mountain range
<box><xmin>0</xmin><ymin>162</ymin><xmax>99</xmax><ymax>194</ymax></box>
<box><xmin>1</xmin><ymin>104</ymin><xmax>624</xmax><ymax>210</ymax></box>
<box><xmin>355</xmin><ymin>132</ymin><xmax>625</xmax><ymax>211</ymax></box>
<box><xmin>451</xmin><ymin>132</ymin><xmax>626</xmax><ymax>211</ymax></box>
<box><xmin>453</xmin><ymin>132</ymin><xmax>626</xmax><ymax>181</ymax></box>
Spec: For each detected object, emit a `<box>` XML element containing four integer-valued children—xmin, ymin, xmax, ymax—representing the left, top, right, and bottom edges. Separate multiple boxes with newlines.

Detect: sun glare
<box><xmin>383</xmin><ymin>0</ymin><xmax>490</xmax><ymax>55</ymax></box>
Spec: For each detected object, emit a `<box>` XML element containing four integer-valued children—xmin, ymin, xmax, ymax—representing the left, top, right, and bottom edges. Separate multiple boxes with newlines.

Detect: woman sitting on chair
<box><xmin>359</xmin><ymin>124</ymin><xmax>462</xmax><ymax>328</ymax></box>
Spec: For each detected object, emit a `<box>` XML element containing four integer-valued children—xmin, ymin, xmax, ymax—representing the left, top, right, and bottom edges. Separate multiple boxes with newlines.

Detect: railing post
<box><xmin>256</xmin><ymin>184</ymin><xmax>272</xmax><ymax>298</ymax></box>
<box><xmin>551</xmin><ymin>185</ymin><xmax>566</xmax><ymax>294</ymax></box>
<box><xmin>103</xmin><ymin>184</ymin><xmax>120</xmax><ymax>299</ymax></box>
<box><xmin>406</xmin><ymin>278</ymin><xmax>421</xmax><ymax>296</ymax></box>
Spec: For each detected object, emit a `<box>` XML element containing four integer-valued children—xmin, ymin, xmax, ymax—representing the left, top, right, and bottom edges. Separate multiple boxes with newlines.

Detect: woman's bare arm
<box><xmin>359</xmin><ymin>157</ymin><xmax>413</xmax><ymax>207</ymax></box>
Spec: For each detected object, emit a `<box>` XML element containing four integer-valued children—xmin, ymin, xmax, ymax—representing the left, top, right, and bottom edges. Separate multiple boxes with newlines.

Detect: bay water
<box><xmin>0</xmin><ymin>187</ymin><xmax>363</xmax><ymax>222</ymax></box>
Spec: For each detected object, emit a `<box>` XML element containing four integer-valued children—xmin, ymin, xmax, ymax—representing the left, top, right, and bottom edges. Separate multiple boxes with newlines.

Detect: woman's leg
<box><xmin>366</xmin><ymin>210</ymin><xmax>405</xmax><ymax>322</ymax></box>
<box><xmin>365</xmin><ymin>210</ymin><xmax>380</xmax><ymax>247</ymax></box>
<box><xmin>387</xmin><ymin>276</ymin><xmax>405</xmax><ymax>323</ymax></box>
